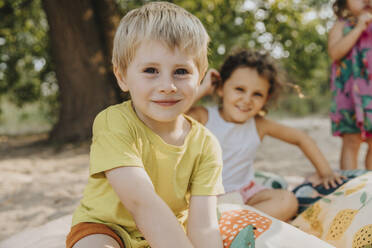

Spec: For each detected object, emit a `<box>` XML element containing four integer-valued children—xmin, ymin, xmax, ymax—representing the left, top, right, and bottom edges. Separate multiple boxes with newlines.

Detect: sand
<box><xmin>0</xmin><ymin>116</ymin><xmax>367</xmax><ymax>245</ymax></box>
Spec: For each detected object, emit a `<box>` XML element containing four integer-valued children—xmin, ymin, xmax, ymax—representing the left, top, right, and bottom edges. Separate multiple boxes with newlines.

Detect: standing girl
<box><xmin>187</xmin><ymin>50</ymin><xmax>343</xmax><ymax>221</ymax></box>
<box><xmin>329</xmin><ymin>0</ymin><xmax>372</xmax><ymax>170</ymax></box>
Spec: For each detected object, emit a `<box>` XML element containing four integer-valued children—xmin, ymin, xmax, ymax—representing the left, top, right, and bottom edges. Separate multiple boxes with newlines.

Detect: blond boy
<box><xmin>66</xmin><ymin>2</ymin><xmax>224</xmax><ymax>248</ymax></box>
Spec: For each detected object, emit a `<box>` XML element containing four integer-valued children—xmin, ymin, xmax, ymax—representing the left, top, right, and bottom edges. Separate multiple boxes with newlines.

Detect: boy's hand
<box><xmin>310</xmin><ymin>170</ymin><xmax>345</xmax><ymax>190</ymax></box>
<box><xmin>198</xmin><ymin>69</ymin><xmax>220</xmax><ymax>98</ymax></box>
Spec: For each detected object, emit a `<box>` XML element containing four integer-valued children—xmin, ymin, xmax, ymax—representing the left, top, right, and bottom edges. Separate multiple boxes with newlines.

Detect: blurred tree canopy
<box><xmin>0</xmin><ymin>0</ymin><xmax>336</xmax><ymax>142</ymax></box>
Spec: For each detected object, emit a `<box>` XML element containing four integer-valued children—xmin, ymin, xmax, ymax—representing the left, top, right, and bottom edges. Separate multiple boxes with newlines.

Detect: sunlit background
<box><xmin>0</xmin><ymin>0</ymin><xmax>335</xmax><ymax>137</ymax></box>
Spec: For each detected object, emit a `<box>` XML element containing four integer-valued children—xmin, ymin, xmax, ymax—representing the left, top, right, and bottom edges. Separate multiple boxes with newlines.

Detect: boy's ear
<box><xmin>113</xmin><ymin>66</ymin><xmax>129</xmax><ymax>92</ymax></box>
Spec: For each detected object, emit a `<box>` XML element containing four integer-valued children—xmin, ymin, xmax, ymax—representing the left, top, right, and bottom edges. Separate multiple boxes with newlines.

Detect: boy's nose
<box><xmin>159</xmin><ymin>77</ymin><xmax>177</xmax><ymax>94</ymax></box>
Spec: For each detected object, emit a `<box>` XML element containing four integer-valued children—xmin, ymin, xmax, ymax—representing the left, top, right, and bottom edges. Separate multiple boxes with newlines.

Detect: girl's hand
<box><xmin>310</xmin><ymin>170</ymin><xmax>346</xmax><ymax>190</ymax></box>
<box><xmin>198</xmin><ymin>69</ymin><xmax>221</xmax><ymax>98</ymax></box>
<box><xmin>356</xmin><ymin>12</ymin><xmax>372</xmax><ymax>30</ymax></box>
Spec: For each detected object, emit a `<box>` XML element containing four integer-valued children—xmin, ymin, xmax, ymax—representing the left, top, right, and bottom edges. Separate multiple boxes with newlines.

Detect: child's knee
<box><xmin>277</xmin><ymin>190</ymin><xmax>298</xmax><ymax>216</ymax></box>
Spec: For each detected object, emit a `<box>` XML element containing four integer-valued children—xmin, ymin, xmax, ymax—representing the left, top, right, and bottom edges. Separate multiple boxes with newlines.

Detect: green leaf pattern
<box><xmin>230</xmin><ymin>225</ymin><xmax>255</xmax><ymax>248</ymax></box>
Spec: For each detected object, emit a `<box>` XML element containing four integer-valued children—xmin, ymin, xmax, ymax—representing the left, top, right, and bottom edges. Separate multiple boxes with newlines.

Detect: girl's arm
<box><xmin>195</xmin><ymin>68</ymin><xmax>220</xmax><ymax>103</ymax></box>
<box><xmin>256</xmin><ymin>117</ymin><xmax>344</xmax><ymax>189</ymax></box>
<box><xmin>328</xmin><ymin>13</ymin><xmax>372</xmax><ymax>61</ymax></box>
<box><xmin>187</xmin><ymin>195</ymin><xmax>223</xmax><ymax>248</ymax></box>
<box><xmin>187</xmin><ymin>106</ymin><xmax>208</xmax><ymax>124</ymax></box>
<box><xmin>186</xmin><ymin>68</ymin><xmax>220</xmax><ymax>124</ymax></box>
<box><xmin>106</xmin><ymin>167</ymin><xmax>194</xmax><ymax>248</ymax></box>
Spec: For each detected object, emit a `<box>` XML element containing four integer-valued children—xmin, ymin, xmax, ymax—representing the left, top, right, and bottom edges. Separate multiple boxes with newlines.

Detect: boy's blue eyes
<box><xmin>143</xmin><ymin>68</ymin><xmax>189</xmax><ymax>75</ymax></box>
<box><xmin>144</xmin><ymin>68</ymin><xmax>158</xmax><ymax>74</ymax></box>
<box><xmin>175</xmin><ymin>68</ymin><xmax>189</xmax><ymax>75</ymax></box>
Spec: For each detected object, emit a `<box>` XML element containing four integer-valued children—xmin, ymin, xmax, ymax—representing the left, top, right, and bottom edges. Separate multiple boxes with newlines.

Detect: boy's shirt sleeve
<box><xmin>190</xmin><ymin>134</ymin><xmax>225</xmax><ymax>196</ymax></box>
<box><xmin>89</xmin><ymin>108</ymin><xmax>143</xmax><ymax>176</ymax></box>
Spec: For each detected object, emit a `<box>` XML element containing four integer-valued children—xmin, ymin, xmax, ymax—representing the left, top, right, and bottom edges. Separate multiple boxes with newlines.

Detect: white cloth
<box><xmin>206</xmin><ymin>106</ymin><xmax>261</xmax><ymax>193</ymax></box>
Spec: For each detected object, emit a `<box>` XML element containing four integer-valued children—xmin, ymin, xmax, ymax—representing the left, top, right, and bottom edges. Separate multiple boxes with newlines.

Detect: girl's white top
<box><xmin>205</xmin><ymin>106</ymin><xmax>261</xmax><ymax>193</ymax></box>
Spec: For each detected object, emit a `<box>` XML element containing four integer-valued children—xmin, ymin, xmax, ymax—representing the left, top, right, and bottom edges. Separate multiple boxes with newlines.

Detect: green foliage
<box><xmin>0</xmin><ymin>0</ymin><xmax>58</xmax><ymax>126</ymax></box>
<box><xmin>115</xmin><ymin>0</ymin><xmax>335</xmax><ymax>115</ymax></box>
<box><xmin>0</xmin><ymin>97</ymin><xmax>53</xmax><ymax>135</ymax></box>
<box><xmin>0</xmin><ymin>0</ymin><xmax>338</xmax><ymax>134</ymax></box>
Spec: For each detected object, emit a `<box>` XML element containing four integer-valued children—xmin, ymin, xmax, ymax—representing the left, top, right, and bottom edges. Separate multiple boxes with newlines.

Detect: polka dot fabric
<box><xmin>219</xmin><ymin>209</ymin><xmax>272</xmax><ymax>248</ymax></box>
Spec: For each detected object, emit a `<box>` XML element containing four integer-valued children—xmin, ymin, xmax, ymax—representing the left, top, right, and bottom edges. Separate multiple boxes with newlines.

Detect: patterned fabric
<box><xmin>330</xmin><ymin>21</ymin><xmax>372</xmax><ymax>139</ymax></box>
<box><xmin>219</xmin><ymin>209</ymin><xmax>271</xmax><ymax>248</ymax></box>
<box><xmin>217</xmin><ymin>203</ymin><xmax>335</xmax><ymax>248</ymax></box>
<box><xmin>293</xmin><ymin>170</ymin><xmax>368</xmax><ymax>214</ymax></box>
<box><xmin>291</xmin><ymin>172</ymin><xmax>372</xmax><ymax>248</ymax></box>
<box><xmin>254</xmin><ymin>170</ymin><xmax>288</xmax><ymax>189</ymax></box>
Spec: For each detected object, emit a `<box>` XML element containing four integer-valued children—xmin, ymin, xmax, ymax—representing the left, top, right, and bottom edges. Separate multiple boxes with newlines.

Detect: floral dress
<box><xmin>330</xmin><ymin>21</ymin><xmax>372</xmax><ymax>139</ymax></box>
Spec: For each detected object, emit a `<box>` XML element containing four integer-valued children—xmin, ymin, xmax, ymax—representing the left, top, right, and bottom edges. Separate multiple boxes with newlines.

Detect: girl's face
<box><xmin>217</xmin><ymin>67</ymin><xmax>270</xmax><ymax>124</ymax></box>
<box><xmin>347</xmin><ymin>0</ymin><xmax>371</xmax><ymax>16</ymax></box>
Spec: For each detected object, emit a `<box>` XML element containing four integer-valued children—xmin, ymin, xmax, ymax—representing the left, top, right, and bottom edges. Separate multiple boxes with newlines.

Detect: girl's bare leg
<box><xmin>246</xmin><ymin>189</ymin><xmax>298</xmax><ymax>222</ymax></box>
<box><xmin>340</xmin><ymin>133</ymin><xmax>362</xmax><ymax>170</ymax></box>
<box><xmin>365</xmin><ymin>138</ymin><xmax>372</xmax><ymax>170</ymax></box>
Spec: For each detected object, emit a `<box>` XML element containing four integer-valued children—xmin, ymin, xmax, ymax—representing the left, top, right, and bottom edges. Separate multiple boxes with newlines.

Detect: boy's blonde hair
<box><xmin>112</xmin><ymin>2</ymin><xmax>209</xmax><ymax>77</ymax></box>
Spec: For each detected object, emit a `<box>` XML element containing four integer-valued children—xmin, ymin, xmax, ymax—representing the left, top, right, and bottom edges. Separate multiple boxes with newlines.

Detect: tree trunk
<box><xmin>42</xmin><ymin>0</ymin><xmax>121</xmax><ymax>142</ymax></box>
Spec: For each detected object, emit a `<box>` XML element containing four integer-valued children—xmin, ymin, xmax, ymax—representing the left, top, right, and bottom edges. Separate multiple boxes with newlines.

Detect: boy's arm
<box><xmin>328</xmin><ymin>15</ymin><xmax>372</xmax><ymax>61</ymax></box>
<box><xmin>106</xmin><ymin>166</ymin><xmax>194</xmax><ymax>248</ymax></box>
<box><xmin>187</xmin><ymin>195</ymin><xmax>223</xmax><ymax>248</ymax></box>
<box><xmin>256</xmin><ymin>117</ymin><xmax>344</xmax><ymax>189</ymax></box>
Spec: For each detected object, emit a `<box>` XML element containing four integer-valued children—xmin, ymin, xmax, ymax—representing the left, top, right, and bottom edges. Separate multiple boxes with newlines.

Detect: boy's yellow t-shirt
<box><xmin>72</xmin><ymin>100</ymin><xmax>224</xmax><ymax>248</ymax></box>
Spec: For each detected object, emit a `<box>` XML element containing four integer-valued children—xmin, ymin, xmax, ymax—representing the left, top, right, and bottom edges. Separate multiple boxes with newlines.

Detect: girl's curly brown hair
<box><xmin>218</xmin><ymin>49</ymin><xmax>286</xmax><ymax>114</ymax></box>
<box><xmin>332</xmin><ymin>0</ymin><xmax>348</xmax><ymax>18</ymax></box>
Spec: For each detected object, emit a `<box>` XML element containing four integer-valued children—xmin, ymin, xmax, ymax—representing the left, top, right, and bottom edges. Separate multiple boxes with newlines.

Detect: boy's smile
<box><xmin>114</xmin><ymin>40</ymin><xmax>200</xmax><ymax>131</ymax></box>
<box><xmin>152</xmin><ymin>99</ymin><xmax>182</xmax><ymax>106</ymax></box>
<box><xmin>218</xmin><ymin>67</ymin><xmax>270</xmax><ymax>123</ymax></box>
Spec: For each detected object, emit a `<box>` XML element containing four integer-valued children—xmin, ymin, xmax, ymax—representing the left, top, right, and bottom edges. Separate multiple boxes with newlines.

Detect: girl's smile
<box><xmin>218</xmin><ymin>67</ymin><xmax>270</xmax><ymax>124</ymax></box>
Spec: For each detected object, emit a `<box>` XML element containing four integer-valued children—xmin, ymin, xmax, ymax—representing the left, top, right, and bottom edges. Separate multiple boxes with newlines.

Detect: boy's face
<box><xmin>114</xmin><ymin>40</ymin><xmax>200</xmax><ymax>128</ymax></box>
